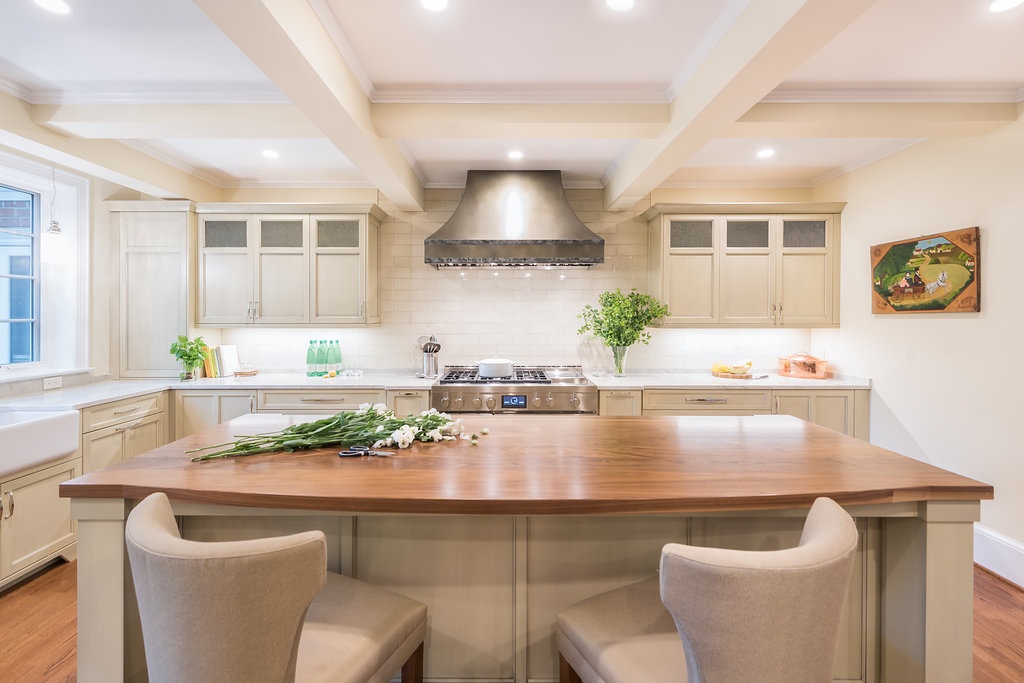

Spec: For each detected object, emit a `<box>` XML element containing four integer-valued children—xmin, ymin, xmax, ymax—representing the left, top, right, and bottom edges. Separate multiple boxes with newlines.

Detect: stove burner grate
<box><xmin>439</xmin><ymin>367</ymin><xmax>553</xmax><ymax>384</ymax></box>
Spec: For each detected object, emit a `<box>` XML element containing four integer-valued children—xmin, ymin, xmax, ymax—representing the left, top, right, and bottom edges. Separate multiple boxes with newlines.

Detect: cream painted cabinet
<box><xmin>0</xmin><ymin>456</ymin><xmax>81</xmax><ymax>586</ymax></box>
<box><xmin>720</xmin><ymin>215</ymin><xmax>835</xmax><ymax>326</ymax></box>
<box><xmin>599</xmin><ymin>390</ymin><xmax>642</xmax><ymax>416</ymax></box>
<box><xmin>197</xmin><ymin>213</ymin><xmax>309</xmax><ymax>325</ymax></box>
<box><xmin>647</xmin><ymin>206</ymin><xmax>841</xmax><ymax>328</ymax></box>
<box><xmin>387</xmin><ymin>389</ymin><xmax>430</xmax><ymax>417</ymax></box>
<box><xmin>81</xmin><ymin>393</ymin><xmax>169</xmax><ymax>473</ymax></box>
<box><xmin>197</xmin><ymin>205</ymin><xmax>383</xmax><ymax>327</ymax></box>
<box><xmin>310</xmin><ymin>214</ymin><xmax>381</xmax><ymax>325</ymax></box>
<box><xmin>642</xmin><ymin>389</ymin><xmax>771</xmax><ymax>416</ymax></box>
<box><xmin>108</xmin><ymin>201</ymin><xmax>192</xmax><ymax>378</ymax></box>
<box><xmin>773</xmin><ymin>389</ymin><xmax>869</xmax><ymax>440</ymax></box>
<box><xmin>174</xmin><ymin>389</ymin><xmax>257</xmax><ymax>439</ymax></box>
<box><xmin>257</xmin><ymin>389</ymin><xmax>386</xmax><ymax>414</ymax></box>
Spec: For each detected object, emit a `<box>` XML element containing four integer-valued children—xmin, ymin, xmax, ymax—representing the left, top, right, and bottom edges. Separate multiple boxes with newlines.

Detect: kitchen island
<box><xmin>61</xmin><ymin>413</ymin><xmax>991</xmax><ymax>683</ymax></box>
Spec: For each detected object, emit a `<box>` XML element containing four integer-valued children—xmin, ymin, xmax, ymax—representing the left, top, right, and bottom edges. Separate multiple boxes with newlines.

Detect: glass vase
<box><xmin>610</xmin><ymin>345</ymin><xmax>630</xmax><ymax>376</ymax></box>
<box><xmin>179</xmin><ymin>361</ymin><xmax>196</xmax><ymax>381</ymax></box>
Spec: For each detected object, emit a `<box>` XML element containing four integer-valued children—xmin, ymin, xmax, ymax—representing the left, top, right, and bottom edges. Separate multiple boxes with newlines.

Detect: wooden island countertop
<box><xmin>60</xmin><ymin>413</ymin><xmax>991</xmax><ymax>514</ymax></box>
<box><xmin>61</xmin><ymin>414</ymin><xmax>993</xmax><ymax>683</ymax></box>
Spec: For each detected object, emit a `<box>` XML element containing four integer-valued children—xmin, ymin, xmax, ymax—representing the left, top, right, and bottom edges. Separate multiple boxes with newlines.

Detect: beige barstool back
<box><xmin>557</xmin><ymin>497</ymin><xmax>858</xmax><ymax>682</ymax></box>
<box><xmin>125</xmin><ymin>491</ymin><xmax>427</xmax><ymax>683</ymax></box>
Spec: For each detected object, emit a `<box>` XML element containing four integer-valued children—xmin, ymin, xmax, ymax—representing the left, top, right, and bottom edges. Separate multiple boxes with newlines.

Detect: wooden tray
<box><xmin>712</xmin><ymin>372</ymin><xmax>752</xmax><ymax>379</ymax></box>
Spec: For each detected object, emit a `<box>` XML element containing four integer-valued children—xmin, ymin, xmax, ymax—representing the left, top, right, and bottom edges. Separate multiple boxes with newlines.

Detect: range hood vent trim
<box><xmin>424</xmin><ymin>170</ymin><xmax>605</xmax><ymax>268</ymax></box>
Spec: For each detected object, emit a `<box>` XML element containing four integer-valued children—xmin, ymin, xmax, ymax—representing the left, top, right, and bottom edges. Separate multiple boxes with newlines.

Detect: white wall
<box><xmin>222</xmin><ymin>189</ymin><xmax>812</xmax><ymax>374</ymax></box>
<box><xmin>811</xmin><ymin>116</ymin><xmax>1024</xmax><ymax>581</ymax></box>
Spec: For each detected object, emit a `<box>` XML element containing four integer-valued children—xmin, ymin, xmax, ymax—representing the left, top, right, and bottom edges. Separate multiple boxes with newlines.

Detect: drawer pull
<box><xmin>115</xmin><ymin>420</ymin><xmax>142</xmax><ymax>432</ymax></box>
<box><xmin>3</xmin><ymin>491</ymin><xmax>13</xmax><ymax>519</ymax></box>
<box><xmin>112</xmin><ymin>405</ymin><xmax>141</xmax><ymax>415</ymax></box>
<box><xmin>299</xmin><ymin>397</ymin><xmax>341</xmax><ymax>402</ymax></box>
<box><xmin>686</xmin><ymin>397</ymin><xmax>728</xmax><ymax>404</ymax></box>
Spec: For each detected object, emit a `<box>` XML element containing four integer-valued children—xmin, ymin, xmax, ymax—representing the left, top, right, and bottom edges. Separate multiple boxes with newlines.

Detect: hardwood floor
<box><xmin>0</xmin><ymin>560</ymin><xmax>77</xmax><ymax>683</ymax></box>
<box><xmin>0</xmin><ymin>559</ymin><xmax>1021</xmax><ymax>681</ymax></box>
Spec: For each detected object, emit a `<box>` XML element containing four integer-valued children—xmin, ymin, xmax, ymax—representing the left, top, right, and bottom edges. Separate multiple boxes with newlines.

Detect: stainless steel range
<box><xmin>431</xmin><ymin>365</ymin><xmax>597</xmax><ymax>414</ymax></box>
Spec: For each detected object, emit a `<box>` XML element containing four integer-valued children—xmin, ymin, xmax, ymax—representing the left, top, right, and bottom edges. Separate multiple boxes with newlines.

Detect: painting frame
<box><xmin>870</xmin><ymin>227</ymin><xmax>980</xmax><ymax>314</ymax></box>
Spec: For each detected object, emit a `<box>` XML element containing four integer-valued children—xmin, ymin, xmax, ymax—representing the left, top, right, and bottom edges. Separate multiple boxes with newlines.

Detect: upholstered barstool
<box><xmin>556</xmin><ymin>497</ymin><xmax>858</xmax><ymax>683</ymax></box>
<box><xmin>125</xmin><ymin>492</ymin><xmax>427</xmax><ymax>683</ymax></box>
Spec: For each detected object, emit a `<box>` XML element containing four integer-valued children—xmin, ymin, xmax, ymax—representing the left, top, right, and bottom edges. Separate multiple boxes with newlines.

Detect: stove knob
<box><xmin>472</xmin><ymin>396</ymin><xmax>483</xmax><ymax>409</ymax></box>
<box><xmin>485</xmin><ymin>396</ymin><xmax>496</xmax><ymax>411</ymax></box>
<box><xmin>569</xmin><ymin>394</ymin><xmax>581</xmax><ymax>407</ymax></box>
<box><xmin>532</xmin><ymin>394</ymin><xmax>542</xmax><ymax>407</ymax></box>
<box><xmin>545</xmin><ymin>393</ymin><xmax>555</xmax><ymax>407</ymax></box>
<box><xmin>453</xmin><ymin>394</ymin><xmax>464</xmax><ymax>409</ymax></box>
<box><xmin>439</xmin><ymin>393</ymin><xmax>450</xmax><ymax>408</ymax></box>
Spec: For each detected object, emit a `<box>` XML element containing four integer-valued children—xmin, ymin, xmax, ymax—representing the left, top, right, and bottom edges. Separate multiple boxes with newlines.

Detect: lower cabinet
<box><xmin>773</xmin><ymin>389</ymin><xmax>869</xmax><ymax>441</ymax></box>
<box><xmin>81</xmin><ymin>393</ymin><xmax>169</xmax><ymax>473</ymax></box>
<box><xmin>640</xmin><ymin>388</ymin><xmax>869</xmax><ymax>439</ymax></box>
<box><xmin>174</xmin><ymin>390</ymin><xmax>257</xmax><ymax>439</ymax></box>
<box><xmin>387</xmin><ymin>389</ymin><xmax>430</xmax><ymax>417</ymax></box>
<box><xmin>0</xmin><ymin>456</ymin><xmax>81</xmax><ymax>586</ymax></box>
<box><xmin>598</xmin><ymin>390</ymin><xmax>643</xmax><ymax>416</ymax></box>
<box><xmin>257</xmin><ymin>389</ymin><xmax>385</xmax><ymax>414</ymax></box>
<box><xmin>642</xmin><ymin>389</ymin><xmax>772</xmax><ymax>416</ymax></box>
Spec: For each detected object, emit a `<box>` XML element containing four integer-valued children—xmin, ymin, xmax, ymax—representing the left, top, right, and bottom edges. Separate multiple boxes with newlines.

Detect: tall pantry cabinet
<box><xmin>107</xmin><ymin>201</ymin><xmax>193</xmax><ymax>378</ymax></box>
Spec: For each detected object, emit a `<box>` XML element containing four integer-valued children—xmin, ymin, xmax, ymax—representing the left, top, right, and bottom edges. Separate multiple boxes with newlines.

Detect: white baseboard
<box><xmin>975</xmin><ymin>524</ymin><xmax>1024</xmax><ymax>589</ymax></box>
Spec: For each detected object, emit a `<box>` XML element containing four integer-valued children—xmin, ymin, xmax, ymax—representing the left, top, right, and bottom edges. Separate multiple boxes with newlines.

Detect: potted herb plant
<box><xmin>169</xmin><ymin>335</ymin><xmax>207</xmax><ymax>380</ymax></box>
<box><xmin>577</xmin><ymin>288</ymin><xmax>669</xmax><ymax>376</ymax></box>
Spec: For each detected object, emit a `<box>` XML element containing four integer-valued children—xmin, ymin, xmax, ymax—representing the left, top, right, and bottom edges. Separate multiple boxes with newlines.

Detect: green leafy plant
<box><xmin>169</xmin><ymin>335</ymin><xmax>207</xmax><ymax>379</ymax></box>
<box><xmin>577</xmin><ymin>288</ymin><xmax>669</xmax><ymax>348</ymax></box>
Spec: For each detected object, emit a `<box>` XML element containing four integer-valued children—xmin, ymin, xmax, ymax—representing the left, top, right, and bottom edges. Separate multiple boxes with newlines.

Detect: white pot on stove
<box><xmin>477</xmin><ymin>356</ymin><xmax>514</xmax><ymax>378</ymax></box>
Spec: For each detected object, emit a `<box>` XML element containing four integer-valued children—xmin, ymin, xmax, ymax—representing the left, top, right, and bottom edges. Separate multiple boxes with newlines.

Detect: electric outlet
<box><xmin>42</xmin><ymin>376</ymin><xmax>63</xmax><ymax>390</ymax></box>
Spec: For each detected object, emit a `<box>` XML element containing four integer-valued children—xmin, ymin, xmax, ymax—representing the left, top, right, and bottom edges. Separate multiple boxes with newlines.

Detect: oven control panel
<box><xmin>431</xmin><ymin>388</ymin><xmax>597</xmax><ymax>414</ymax></box>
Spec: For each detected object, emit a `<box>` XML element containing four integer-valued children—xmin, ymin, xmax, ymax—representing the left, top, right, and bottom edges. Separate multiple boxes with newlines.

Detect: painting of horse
<box><xmin>870</xmin><ymin>227</ymin><xmax>980</xmax><ymax>313</ymax></box>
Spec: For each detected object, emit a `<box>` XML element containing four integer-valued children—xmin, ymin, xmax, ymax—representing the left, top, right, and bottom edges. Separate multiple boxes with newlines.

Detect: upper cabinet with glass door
<box><xmin>646</xmin><ymin>205</ymin><xmax>842</xmax><ymax>328</ymax></box>
<box><xmin>196</xmin><ymin>205</ymin><xmax>382</xmax><ymax>327</ymax></box>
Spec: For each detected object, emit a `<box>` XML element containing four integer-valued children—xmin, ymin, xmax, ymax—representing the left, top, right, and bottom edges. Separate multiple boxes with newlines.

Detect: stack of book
<box><xmin>201</xmin><ymin>344</ymin><xmax>240</xmax><ymax>378</ymax></box>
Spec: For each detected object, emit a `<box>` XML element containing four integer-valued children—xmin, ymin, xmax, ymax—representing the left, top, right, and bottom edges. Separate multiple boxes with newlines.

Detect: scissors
<box><xmin>338</xmin><ymin>445</ymin><xmax>396</xmax><ymax>458</ymax></box>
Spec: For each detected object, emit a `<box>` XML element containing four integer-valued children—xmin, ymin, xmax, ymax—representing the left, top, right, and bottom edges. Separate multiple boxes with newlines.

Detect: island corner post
<box><xmin>62</xmin><ymin>413</ymin><xmax>991</xmax><ymax>683</ymax></box>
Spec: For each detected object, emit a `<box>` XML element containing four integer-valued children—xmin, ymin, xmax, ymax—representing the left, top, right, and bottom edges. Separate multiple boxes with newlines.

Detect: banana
<box><xmin>711</xmin><ymin>362</ymin><xmax>731</xmax><ymax>374</ymax></box>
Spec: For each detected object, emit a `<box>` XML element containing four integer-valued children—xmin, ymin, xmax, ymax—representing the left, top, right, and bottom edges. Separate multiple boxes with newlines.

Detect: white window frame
<box><xmin>0</xmin><ymin>149</ymin><xmax>89</xmax><ymax>379</ymax></box>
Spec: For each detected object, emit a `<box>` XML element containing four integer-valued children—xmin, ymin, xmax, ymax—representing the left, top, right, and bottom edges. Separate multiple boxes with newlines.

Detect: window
<box><xmin>0</xmin><ymin>184</ymin><xmax>38</xmax><ymax>365</ymax></box>
<box><xmin>0</xmin><ymin>149</ymin><xmax>87</xmax><ymax>377</ymax></box>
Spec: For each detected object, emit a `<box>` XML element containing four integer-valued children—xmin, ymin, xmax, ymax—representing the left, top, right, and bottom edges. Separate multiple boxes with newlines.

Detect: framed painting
<box><xmin>871</xmin><ymin>227</ymin><xmax>980</xmax><ymax>314</ymax></box>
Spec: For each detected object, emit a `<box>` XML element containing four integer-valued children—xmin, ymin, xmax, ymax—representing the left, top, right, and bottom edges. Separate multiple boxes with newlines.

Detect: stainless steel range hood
<box><xmin>424</xmin><ymin>170</ymin><xmax>604</xmax><ymax>268</ymax></box>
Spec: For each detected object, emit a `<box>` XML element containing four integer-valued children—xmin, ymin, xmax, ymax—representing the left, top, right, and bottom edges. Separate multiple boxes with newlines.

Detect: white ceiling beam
<box><xmin>0</xmin><ymin>90</ymin><xmax>223</xmax><ymax>200</ymax></box>
<box><xmin>603</xmin><ymin>0</ymin><xmax>880</xmax><ymax>211</ymax></box>
<box><xmin>33</xmin><ymin>103</ymin><xmax>322</xmax><ymax>139</ymax></box>
<box><xmin>372</xmin><ymin>103</ymin><xmax>669</xmax><ymax>139</ymax></box>
<box><xmin>192</xmin><ymin>0</ymin><xmax>424</xmax><ymax>210</ymax></box>
<box><xmin>731</xmin><ymin>102</ymin><xmax>1019</xmax><ymax>138</ymax></box>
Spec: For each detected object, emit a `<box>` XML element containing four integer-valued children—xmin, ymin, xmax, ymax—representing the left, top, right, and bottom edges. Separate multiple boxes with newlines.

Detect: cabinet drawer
<box><xmin>642</xmin><ymin>390</ymin><xmax>770</xmax><ymax>411</ymax></box>
<box><xmin>257</xmin><ymin>389</ymin><xmax>385</xmax><ymax>412</ymax></box>
<box><xmin>81</xmin><ymin>392</ymin><xmax>166</xmax><ymax>432</ymax></box>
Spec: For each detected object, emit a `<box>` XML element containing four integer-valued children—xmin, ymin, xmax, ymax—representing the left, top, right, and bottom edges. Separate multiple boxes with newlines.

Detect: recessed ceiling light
<box><xmin>262</xmin><ymin>149</ymin><xmax>280</xmax><ymax>159</ymax></box>
<box><xmin>33</xmin><ymin>0</ymin><xmax>72</xmax><ymax>14</ymax></box>
<box><xmin>606</xmin><ymin>0</ymin><xmax>635</xmax><ymax>11</ymax></box>
<box><xmin>756</xmin><ymin>148</ymin><xmax>776</xmax><ymax>159</ymax></box>
<box><xmin>421</xmin><ymin>0</ymin><xmax>447</xmax><ymax>11</ymax></box>
<box><xmin>507</xmin><ymin>150</ymin><xmax>524</xmax><ymax>160</ymax></box>
<box><xmin>990</xmin><ymin>0</ymin><xmax>1024</xmax><ymax>11</ymax></box>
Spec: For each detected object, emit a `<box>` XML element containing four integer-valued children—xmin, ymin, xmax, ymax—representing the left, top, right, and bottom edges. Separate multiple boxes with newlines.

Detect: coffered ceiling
<box><xmin>1</xmin><ymin>0</ymin><xmax>1022</xmax><ymax>210</ymax></box>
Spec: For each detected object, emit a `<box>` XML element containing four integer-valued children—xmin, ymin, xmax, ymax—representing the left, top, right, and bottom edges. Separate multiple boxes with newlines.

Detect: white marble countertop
<box><xmin>586</xmin><ymin>371</ymin><xmax>870</xmax><ymax>391</ymax></box>
<box><xmin>0</xmin><ymin>370</ymin><xmax>868</xmax><ymax>411</ymax></box>
<box><xmin>0</xmin><ymin>371</ymin><xmax>435</xmax><ymax>410</ymax></box>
